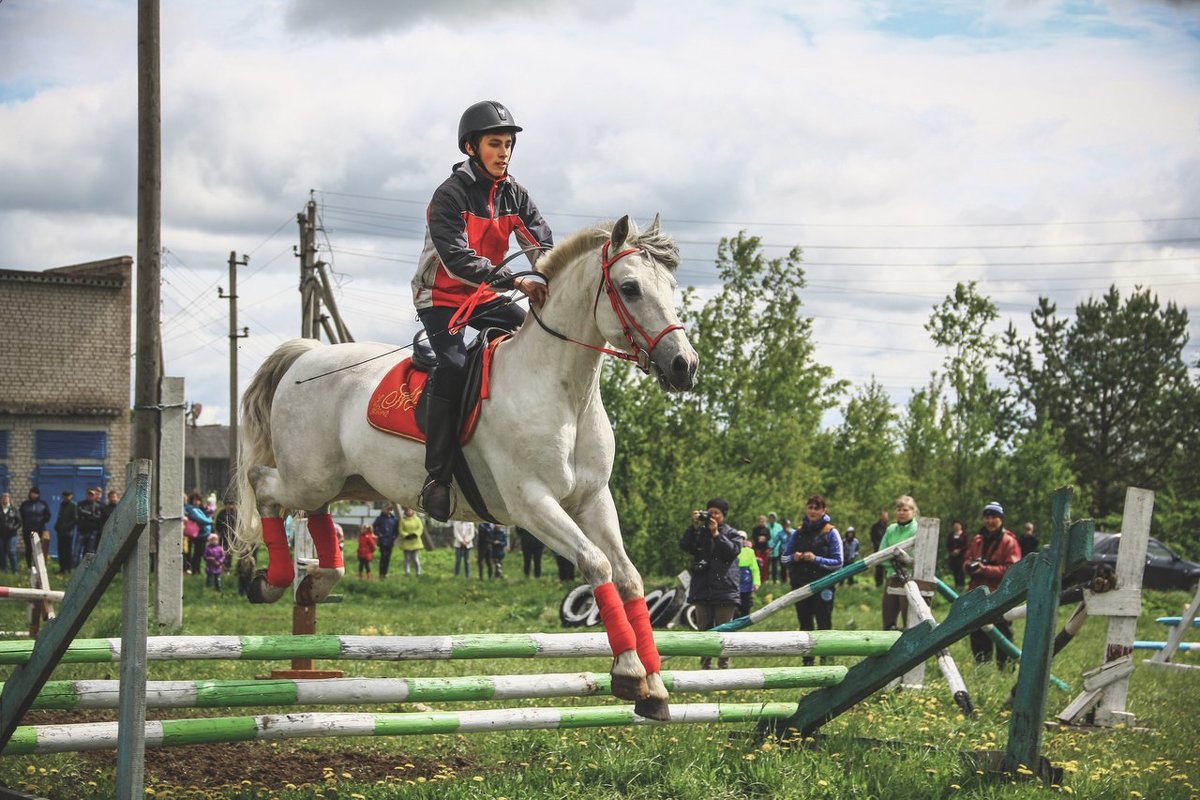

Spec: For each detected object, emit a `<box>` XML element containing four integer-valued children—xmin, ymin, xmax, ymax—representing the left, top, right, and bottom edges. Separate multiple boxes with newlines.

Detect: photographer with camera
<box><xmin>964</xmin><ymin>501</ymin><xmax>1022</xmax><ymax>667</ymax></box>
<box><xmin>679</xmin><ymin>498</ymin><xmax>741</xmax><ymax>669</ymax></box>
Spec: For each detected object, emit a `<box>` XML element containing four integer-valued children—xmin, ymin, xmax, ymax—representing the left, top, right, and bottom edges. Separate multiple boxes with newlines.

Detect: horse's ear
<box><xmin>611</xmin><ymin>215</ymin><xmax>630</xmax><ymax>251</ymax></box>
<box><xmin>647</xmin><ymin>213</ymin><xmax>662</xmax><ymax>236</ymax></box>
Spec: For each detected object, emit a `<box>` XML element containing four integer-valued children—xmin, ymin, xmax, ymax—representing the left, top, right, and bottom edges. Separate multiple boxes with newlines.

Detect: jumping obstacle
<box><xmin>1</xmin><ymin>666</ymin><xmax>846</xmax><ymax>710</ymax></box>
<box><xmin>1</xmin><ymin>631</ymin><xmax>887</xmax><ymax>755</ymax></box>
<box><xmin>0</xmin><ymin>629</ymin><xmax>899</xmax><ymax>666</ymax></box>
<box><xmin>1145</xmin><ymin>581</ymin><xmax>1200</xmax><ymax>671</ymax></box>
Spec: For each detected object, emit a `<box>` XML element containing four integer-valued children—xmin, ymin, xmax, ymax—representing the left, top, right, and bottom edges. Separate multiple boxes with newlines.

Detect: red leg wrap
<box><xmin>261</xmin><ymin>517</ymin><xmax>294</xmax><ymax>588</ymax></box>
<box><xmin>593</xmin><ymin>582</ymin><xmax>637</xmax><ymax>656</ymax></box>
<box><xmin>307</xmin><ymin>512</ymin><xmax>344</xmax><ymax>569</ymax></box>
<box><xmin>623</xmin><ymin>596</ymin><xmax>662</xmax><ymax>674</ymax></box>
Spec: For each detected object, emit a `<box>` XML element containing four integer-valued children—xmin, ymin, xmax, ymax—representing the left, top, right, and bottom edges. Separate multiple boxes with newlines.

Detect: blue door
<box><xmin>34</xmin><ymin>465</ymin><xmax>106</xmax><ymax>560</ymax></box>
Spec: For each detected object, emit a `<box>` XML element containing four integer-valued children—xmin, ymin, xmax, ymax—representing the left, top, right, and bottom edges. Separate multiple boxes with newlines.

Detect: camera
<box><xmin>691</xmin><ymin>558</ymin><xmax>711</xmax><ymax>574</ymax></box>
<box><xmin>967</xmin><ymin>558</ymin><xmax>990</xmax><ymax>573</ymax></box>
<box><xmin>697</xmin><ymin>510</ymin><xmax>712</xmax><ymax>526</ymax></box>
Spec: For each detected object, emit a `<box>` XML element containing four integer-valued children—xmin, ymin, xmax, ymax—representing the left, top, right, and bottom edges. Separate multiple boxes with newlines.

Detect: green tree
<box><xmin>1002</xmin><ymin>285</ymin><xmax>1197</xmax><ymax>520</ymax></box>
<box><xmin>829</xmin><ymin>378</ymin><xmax>903</xmax><ymax>526</ymax></box>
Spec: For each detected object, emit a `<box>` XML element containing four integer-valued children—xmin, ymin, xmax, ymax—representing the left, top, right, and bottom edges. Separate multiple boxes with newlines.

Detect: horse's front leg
<box><xmin>510</xmin><ymin>491</ymin><xmax>656</xmax><ymax>715</ymax></box>
<box><xmin>295</xmin><ymin>505</ymin><xmax>345</xmax><ymax>605</ymax></box>
<box><xmin>574</xmin><ymin>489</ymin><xmax>670</xmax><ymax>722</ymax></box>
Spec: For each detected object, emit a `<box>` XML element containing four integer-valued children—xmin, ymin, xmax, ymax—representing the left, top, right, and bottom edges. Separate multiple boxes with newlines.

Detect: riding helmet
<box><xmin>458</xmin><ymin>100</ymin><xmax>523</xmax><ymax>153</ymax></box>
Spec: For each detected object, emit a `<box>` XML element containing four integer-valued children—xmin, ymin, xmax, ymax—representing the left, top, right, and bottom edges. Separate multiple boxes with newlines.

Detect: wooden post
<box><xmin>1004</xmin><ymin>488</ymin><xmax>1079</xmax><ymax>773</ymax></box>
<box><xmin>156</xmin><ymin>378</ymin><xmax>185</xmax><ymax>630</ymax></box>
<box><xmin>899</xmin><ymin>516</ymin><xmax>939</xmax><ymax>689</ymax></box>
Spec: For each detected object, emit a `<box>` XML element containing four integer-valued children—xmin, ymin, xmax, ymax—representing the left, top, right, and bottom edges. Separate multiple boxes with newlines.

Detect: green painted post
<box><xmin>1004</xmin><ymin>491</ymin><xmax>1091</xmax><ymax>773</ymax></box>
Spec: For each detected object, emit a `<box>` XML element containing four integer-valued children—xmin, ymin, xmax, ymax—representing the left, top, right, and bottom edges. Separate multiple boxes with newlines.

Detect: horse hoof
<box><xmin>610</xmin><ymin>672</ymin><xmax>650</xmax><ymax>702</ymax></box>
<box><xmin>295</xmin><ymin>567</ymin><xmax>343</xmax><ymax>605</ymax></box>
<box><xmin>634</xmin><ymin>696</ymin><xmax>671</xmax><ymax>722</ymax></box>
<box><xmin>247</xmin><ymin>574</ymin><xmax>288</xmax><ymax>604</ymax></box>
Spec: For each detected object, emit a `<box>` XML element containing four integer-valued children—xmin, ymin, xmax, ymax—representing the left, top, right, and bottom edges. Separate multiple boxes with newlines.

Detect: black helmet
<box><xmin>458</xmin><ymin>100</ymin><xmax>522</xmax><ymax>154</ymax></box>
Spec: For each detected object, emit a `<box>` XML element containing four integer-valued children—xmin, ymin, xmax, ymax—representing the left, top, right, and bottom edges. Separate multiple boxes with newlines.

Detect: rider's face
<box><xmin>468</xmin><ymin>133</ymin><xmax>514</xmax><ymax>179</ymax></box>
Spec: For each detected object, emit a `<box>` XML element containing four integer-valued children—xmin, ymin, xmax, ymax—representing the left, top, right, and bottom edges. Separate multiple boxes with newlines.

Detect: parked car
<box><xmin>1064</xmin><ymin>532</ymin><xmax>1200</xmax><ymax>592</ymax></box>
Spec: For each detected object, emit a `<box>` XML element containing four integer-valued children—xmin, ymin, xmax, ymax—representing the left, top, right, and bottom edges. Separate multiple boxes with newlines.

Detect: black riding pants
<box><xmin>416</xmin><ymin>300</ymin><xmax>526</xmax><ymax>399</ymax></box>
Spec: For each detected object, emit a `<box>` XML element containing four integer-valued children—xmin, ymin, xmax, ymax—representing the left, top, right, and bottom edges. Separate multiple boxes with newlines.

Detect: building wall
<box><xmin>0</xmin><ymin>258</ymin><xmax>132</xmax><ymax>500</ymax></box>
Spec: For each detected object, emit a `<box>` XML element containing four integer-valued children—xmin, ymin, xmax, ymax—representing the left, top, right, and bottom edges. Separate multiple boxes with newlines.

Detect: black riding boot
<box><xmin>420</xmin><ymin>386</ymin><xmax>460</xmax><ymax>522</ymax></box>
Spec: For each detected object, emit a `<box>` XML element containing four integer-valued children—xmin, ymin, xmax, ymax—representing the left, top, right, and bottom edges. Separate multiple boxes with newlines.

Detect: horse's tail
<box><xmin>232</xmin><ymin>338</ymin><xmax>322</xmax><ymax>555</ymax></box>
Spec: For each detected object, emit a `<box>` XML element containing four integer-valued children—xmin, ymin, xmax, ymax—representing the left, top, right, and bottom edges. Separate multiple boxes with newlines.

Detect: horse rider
<box><xmin>412</xmin><ymin>100</ymin><xmax>554</xmax><ymax>520</ymax></box>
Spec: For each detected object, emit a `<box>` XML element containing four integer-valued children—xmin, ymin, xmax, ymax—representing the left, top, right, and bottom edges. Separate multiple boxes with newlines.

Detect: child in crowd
<box><xmin>357</xmin><ymin>524</ymin><xmax>378</xmax><ymax>580</ymax></box>
<box><xmin>203</xmin><ymin>533</ymin><xmax>225</xmax><ymax>592</ymax></box>
<box><xmin>736</xmin><ymin>532</ymin><xmax>762</xmax><ymax>617</ymax></box>
<box><xmin>489</xmin><ymin>525</ymin><xmax>508</xmax><ymax>578</ymax></box>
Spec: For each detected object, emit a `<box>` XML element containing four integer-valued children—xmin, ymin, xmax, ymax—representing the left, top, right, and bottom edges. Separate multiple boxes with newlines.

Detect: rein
<box><xmin>529</xmin><ymin>241</ymin><xmax>683</xmax><ymax>375</ymax></box>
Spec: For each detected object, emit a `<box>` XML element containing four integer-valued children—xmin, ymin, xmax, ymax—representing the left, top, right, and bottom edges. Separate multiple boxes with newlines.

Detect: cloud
<box><xmin>283</xmin><ymin>0</ymin><xmax>634</xmax><ymax>37</ymax></box>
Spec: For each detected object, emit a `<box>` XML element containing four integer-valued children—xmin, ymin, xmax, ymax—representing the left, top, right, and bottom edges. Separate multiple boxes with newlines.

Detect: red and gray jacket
<box><xmin>411</xmin><ymin>159</ymin><xmax>553</xmax><ymax>311</ymax></box>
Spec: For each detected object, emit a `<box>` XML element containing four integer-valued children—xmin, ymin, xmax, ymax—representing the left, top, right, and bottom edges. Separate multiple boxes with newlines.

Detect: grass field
<box><xmin>0</xmin><ymin>547</ymin><xmax>1196</xmax><ymax>799</ymax></box>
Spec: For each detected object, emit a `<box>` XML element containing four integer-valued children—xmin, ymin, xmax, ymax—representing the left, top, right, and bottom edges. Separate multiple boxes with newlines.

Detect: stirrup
<box><xmin>420</xmin><ymin>478</ymin><xmax>453</xmax><ymax>521</ymax></box>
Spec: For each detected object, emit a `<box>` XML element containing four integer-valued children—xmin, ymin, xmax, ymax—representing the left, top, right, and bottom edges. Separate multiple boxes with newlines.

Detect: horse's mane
<box><xmin>536</xmin><ymin>218</ymin><xmax>680</xmax><ymax>281</ymax></box>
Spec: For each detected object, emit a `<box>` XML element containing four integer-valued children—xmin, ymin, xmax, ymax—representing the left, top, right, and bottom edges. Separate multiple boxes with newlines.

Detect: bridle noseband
<box><xmin>530</xmin><ymin>241</ymin><xmax>685</xmax><ymax>374</ymax></box>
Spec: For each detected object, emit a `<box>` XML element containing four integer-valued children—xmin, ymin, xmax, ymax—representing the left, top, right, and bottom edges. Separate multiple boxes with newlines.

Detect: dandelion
<box><xmin>473</xmin><ymin>776</ymin><xmax>484</xmax><ymax>783</ymax></box>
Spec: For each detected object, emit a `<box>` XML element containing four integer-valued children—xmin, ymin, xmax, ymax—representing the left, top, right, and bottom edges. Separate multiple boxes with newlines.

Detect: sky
<box><xmin>1</xmin><ymin>0</ymin><xmax>1198</xmax><ymax>427</ymax></box>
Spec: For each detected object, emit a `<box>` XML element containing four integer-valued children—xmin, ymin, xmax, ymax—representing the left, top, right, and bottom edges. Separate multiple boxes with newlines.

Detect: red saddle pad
<box><xmin>367</xmin><ymin>335</ymin><xmax>507</xmax><ymax>444</ymax></box>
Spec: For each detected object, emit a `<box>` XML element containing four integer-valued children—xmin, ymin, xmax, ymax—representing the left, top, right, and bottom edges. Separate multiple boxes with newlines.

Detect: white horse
<box><xmin>233</xmin><ymin>215</ymin><xmax>697</xmax><ymax>720</ymax></box>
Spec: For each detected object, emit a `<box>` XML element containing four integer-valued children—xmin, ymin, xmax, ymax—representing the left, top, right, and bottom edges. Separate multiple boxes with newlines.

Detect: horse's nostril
<box><xmin>672</xmin><ymin>354</ymin><xmax>689</xmax><ymax>376</ymax></box>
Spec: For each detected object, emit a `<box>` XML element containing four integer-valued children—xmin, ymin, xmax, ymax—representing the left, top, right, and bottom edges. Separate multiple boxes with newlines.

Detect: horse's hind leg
<box><xmin>577</xmin><ymin>490</ymin><xmax>670</xmax><ymax>721</ymax></box>
<box><xmin>246</xmin><ymin>466</ymin><xmax>293</xmax><ymax>605</ymax></box>
<box><xmin>295</xmin><ymin>506</ymin><xmax>345</xmax><ymax>605</ymax></box>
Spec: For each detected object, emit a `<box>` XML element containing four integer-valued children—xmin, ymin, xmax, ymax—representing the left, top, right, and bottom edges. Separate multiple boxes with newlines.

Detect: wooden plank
<box><xmin>1005</xmin><ymin>488</ymin><xmax>1077</xmax><ymax>773</ymax></box>
<box><xmin>0</xmin><ymin>460</ymin><xmax>152</xmax><ymax>750</ymax></box>
<box><xmin>1056</xmin><ymin>687</ymin><xmax>1103</xmax><ymax>725</ymax></box>
<box><xmin>1081</xmin><ymin>656</ymin><xmax>1134</xmax><ymax>692</ymax></box>
<box><xmin>1096</xmin><ymin>487</ymin><xmax>1153</xmax><ymax>727</ymax></box>
<box><xmin>900</xmin><ymin>517</ymin><xmax>940</xmax><ymax>688</ymax></box>
<box><xmin>116</xmin><ymin>459</ymin><xmax>152</xmax><ymax>796</ymax></box>
<box><xmin>1149</xmin><ymin>582</ymin><xmax>1200</xmax><ymax>666</ymax></box>
<box><xmin>769</xmin><ymin>489</ymin><xmax>1092</xmax><ymax>739</ymax></box>
<box><xmin>156</xmin><ymin>377</ymin><xmax>185</xmax><ymax>631</ymax></box>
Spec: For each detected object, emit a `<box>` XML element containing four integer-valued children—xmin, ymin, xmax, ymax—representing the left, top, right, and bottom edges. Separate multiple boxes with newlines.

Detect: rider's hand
<box><xmin>513</xmin><ymin>275</ymin><xmax>548</xmax><ymax>308</ymax></box>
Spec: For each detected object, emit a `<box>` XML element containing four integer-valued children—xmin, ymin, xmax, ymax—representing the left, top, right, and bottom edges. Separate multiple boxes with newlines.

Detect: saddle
<box><xmin>367</xmin><ymin>329</ymin><xmax>509</xmax><ymax>521</ymax></box>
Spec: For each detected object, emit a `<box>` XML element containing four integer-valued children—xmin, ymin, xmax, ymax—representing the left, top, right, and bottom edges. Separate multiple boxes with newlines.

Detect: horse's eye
<box><xmin>619</xmin><ymin>281</ymin><xmax>641</xmax><ymax>299</ymax></box>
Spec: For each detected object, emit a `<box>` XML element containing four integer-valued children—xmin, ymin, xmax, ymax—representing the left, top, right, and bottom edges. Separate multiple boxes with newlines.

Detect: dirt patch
<box><xmin>23</xmin><ymin>709</ymin><xmax>478</xmax><ymax>791</ymax></box>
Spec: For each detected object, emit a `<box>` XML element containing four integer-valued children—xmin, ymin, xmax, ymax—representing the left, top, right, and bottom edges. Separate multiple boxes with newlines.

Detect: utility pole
<box><xmin>296</xmin><ymin>196</ymin><xmax>353</xmax><ymax>342</ymax></box>
<box><xmin>218</xmin><ymin>251</ymin><xmax>249</xmax><ymax>486</ymax></box>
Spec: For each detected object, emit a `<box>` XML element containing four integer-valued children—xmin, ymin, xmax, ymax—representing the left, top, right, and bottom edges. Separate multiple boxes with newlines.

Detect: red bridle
<box><xmin>523</xmin><ymin>241</ymin><xmax>685</xmax><ymax>374</ymax></box>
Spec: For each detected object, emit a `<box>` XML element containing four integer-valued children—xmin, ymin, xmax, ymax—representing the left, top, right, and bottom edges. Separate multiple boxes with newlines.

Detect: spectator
<box><xmin>553</xmin><ymin>549</ymin><xmax>575</xmax><ymax>582</ymax></box>
<box><xmin>236</xmin><ymin>549</ymin><xmax>257</xmax><ymax>597</ymax></box>
<box><xmin>213</xmin><ymin>498</ymin><xmax>238</xmax><ymax>559</ymax></box>
<box><xmin>76</xmin><ymin>488</ymin><xmax>103</xmax><ymax>559</ymax></box>
<box><xmin>399</xmin><ymin>506</ymin><xmax>424</xmax><ymax>576</ymax></box>
<box><xmin>750</xmin><ymin>515</ymin><xmax>771</xmax><ymax>585</ymax></box>
<box><xmin>452</xmin><ymin>519</ymin><xmax>475</xmax><ymax>577</ymax></box>
<box><xmin>19</xmin><ymin>487</ymin><xmax>51</xmax><ymax>569</ymax></box>
<box><xmin>880</xmin><ymin>496</ymin><xmax>918</xmax><ymax>631</ymax></box>
<box><xmin>678</xmin><ymin>498</ymin><xmax>741</xmax><ymax>669</ymax></box>
<box><xmin>184</xmin><ymin>492</ymin><xmax>213</xmax><ymax>576</ymax></box>
<box><xmin>870</xmin><ymin>510</ymin><xmax>890</xmax><ymax>587</ymax></box>
<box><xmin>782</xmin><ymin>494</ymin><xmax>844</xmax><ymax>664</ymax></box>
<box><xmin>1018</xmin><ymin>522</ymin><xmax>1039</xmax><ymax>558</ymax></box>
<box><xmin>0</xmin><ymin>493</ymin><xmax>20</xmax><ymax>572</ymax></box>
<box><xmin>489</xmin><ymin>525</ymin><xmax>508</xmax><ymax>578</ymax></box>
<box><xmin>203</xmin><ymin>532</ymin><xmax>226</xmax><ymax>592</ymax></box>
<box><xmin>736</xmin><ymin>532</ymin><xmax>761</xmax><ymax>617</ymax></box>
<box><xmin>518</xmin><ymin>527</ymin><xmax>544</xmax><ymax>578</ymax></box>
<box><xmin>843</xmin><ymin>526</ymin><xmax>860</xmax><ymax>584</ymax></box>
<box><xmin>356</xmin><ymin>524</ymin><xmax>378</xmax><ymax>580</ymax></box>
<box><xmin>54</xmin><ymin>490</ymin><xmax>78</xmax><ymax>575</ymax></box>
<box><xmin>372</xmin><ymin>504</ymin><xmax>399</xmax><ymax>579</ymax></box>
<box><xmin>476</xmin><ymin>522</ymin><xmax>495</xmax><ymax>580</ymax></box>
<box><xmin>946</xmin><ymin>519</ymin><xmax>968</xmax><ymax>589</ymax></box>
<box><xmin>768</xmin><ymin>514</ymin><xmax>789</xmax><ymax>584</ymax></box>
<box><xmin>965</xmin><ymin>502</ymin><xmax>1022</xmax><ymax>667</ymax></box>
<box><xmin>99</xmin><ymin>490</ymin><xmax>120</xmax><ymax>542</ymax></box>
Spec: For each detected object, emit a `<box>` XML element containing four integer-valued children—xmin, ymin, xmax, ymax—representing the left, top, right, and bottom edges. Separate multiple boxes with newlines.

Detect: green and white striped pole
<box><xmin>2</xmin><ymin>666</ymin><xmax>846</xmax><ymax>711</ymax></box>
<box><xmin>4</xmin><ymin>704</ymin><xmax>800</xmax><ymax>755</ymax></box>
<box><xmin>0</xmin><ymin>630</ymin><xmax>899</xmax><ymax>665</ymax></box>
